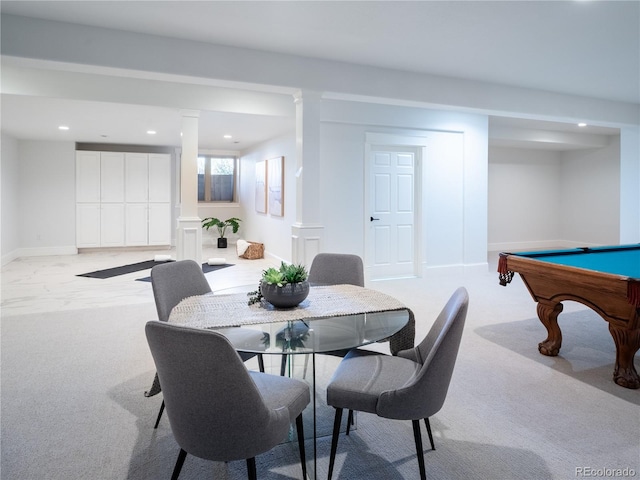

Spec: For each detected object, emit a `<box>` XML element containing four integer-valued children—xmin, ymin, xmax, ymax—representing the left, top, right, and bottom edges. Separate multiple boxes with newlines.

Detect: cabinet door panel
<box><xmin>148</xmin><ymin>154</ymin><xmax>171</xmax><ymax>203</ymax></box>
<box><xmin>100</xmin><ymin>152</ymin><xmax>125</xmax><ymax>202</ymax></box>
<box><xmin>148</xmin><ymin>203</ymin><xmax>171</xmax><ymax>245</ymax></box>
<box><xmin>125</xmin><ymin>153</ymin><xmax>149</xmax><ymax>203</ymax></box>
<box><xmin>76</xmin><ymin>204</ymin><xmax>101</xmax><ymax>247</ymax></box>
<box><xmin>100</xmin><ymin>204</ymin><xmax>125</xmax><ymax>246</ymax></box>
<box><xmin>76</xmin><ymin>152</ymin><xmax>101</xmax><ymax>203</ymax></box>
<box><xmin>126</xmin><ymin>204</ymin><xmax>149</xmax><ymax>246</ymax></box>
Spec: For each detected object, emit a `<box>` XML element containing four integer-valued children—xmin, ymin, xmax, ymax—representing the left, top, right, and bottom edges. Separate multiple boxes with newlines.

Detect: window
<box><xmin>197</xmin><ymin>155</ymin><xmax>237</xmax><ymax>202</ymax></box>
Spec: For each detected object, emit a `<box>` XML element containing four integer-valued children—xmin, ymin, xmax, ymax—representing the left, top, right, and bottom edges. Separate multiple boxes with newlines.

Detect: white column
<box><xmin>291</xmin><ymin>90</ymin><xmax>325</xmax><ymax>266</ymax></box>
<box><xmin>176</xmin><ymin>110</ymin><xmax>203</xmax><ymax>262</ymax></box>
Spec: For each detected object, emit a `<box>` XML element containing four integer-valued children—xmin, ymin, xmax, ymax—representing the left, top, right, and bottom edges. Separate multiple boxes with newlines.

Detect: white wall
<box><xmin>488</xmin><ymin>140</ymin><xmax>621</xmax><ymax>252</ymax></box>
<box><xmin>619</xmin><ymin>126</ymin><xmax>640</xmax><ymax>243</ymax></box>
<box><xmin>234</xmin><ymin>100</ymin><xmax>489</xmax><ymax>272</ymax></box>
<box><xmin>238</xmin><ymin>133</ymin><xmax>297</xmax><ymax>262</ymax></box>
<box><xmin>17</xmin><ymin>141</ymin><xmax>76</xmax><ymax>255</ymax></box>
<box><xmin>2</xmin><ymin>120</ymin><xmax>625</xmax><ymax>268</ymax></box>
<box><xmin>318</xmin><ymin>122</ymin><xmax>367</xmax><ymax>255</ymax></box>
<box><xmin>1</xmin><ymin>138</ymin><xmax>77</xmax><ymax>263</ymax></box>
<box><xmin>560</xmin><ymin>138</ymin><xmax>620</xmax><ymax>245</ymax></box>
<box><xmin>319</xmin><ymin>100</ymin><xmax>488</xmax><ymax>270</ymax></box>
<box><xmin>488</xmin><ymin>147</ymin><xmax>562</xmax><ymax>251</ymax></box>
<box><xmin>1</xmin><ymin>133</ymin><xmax>20</xmax><ymax>264</ymax></box>
<box><xmin>423</xmin><ymin>131</ymin><xmax>465</xmax><ymax>268</ymax></box>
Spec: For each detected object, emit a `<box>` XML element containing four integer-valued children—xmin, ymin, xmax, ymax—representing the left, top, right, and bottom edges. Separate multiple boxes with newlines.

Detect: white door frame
<box><xmin>364</xmin><ymin>132</ymin><xmax>426</xmax><ymax>281</ymax></box>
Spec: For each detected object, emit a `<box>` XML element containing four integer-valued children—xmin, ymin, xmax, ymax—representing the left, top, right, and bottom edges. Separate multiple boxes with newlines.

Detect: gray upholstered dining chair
<box><xmin>280</xmin><ymin>253</ymin><xmax>364</xmax><ymax>375</ymax></box>
<box><xmin>281</xmin><ymin>253</ymin><xmax>415</xmax><ymax>375</ymax></box>
<box><xmin>307</xmin><ymin>253</ymin><xmax>366</xmax><ymax>287</ymax></box>
<box><xmin>309</xmin><ymin>253</ymin><xmax>415</xmax><ymax>354</ymax></box>
<box><xmin>325</xmin><ymin>287</ymin><xmax>469</xmax><ymax>480</ymax></box>
<box><xmin>279</xmin><ymin>253</ymin><xmax>368</xmax><ymax>375</ymax></box>
<box><xmin>145</xmin><ymin>321</ymin><xmax>310</xmax><ymax>480</ymax></box>
<box><xmin>144</xmin><ymin>259</ymin><xmax>264</xmax><ymax>428</ymax></box>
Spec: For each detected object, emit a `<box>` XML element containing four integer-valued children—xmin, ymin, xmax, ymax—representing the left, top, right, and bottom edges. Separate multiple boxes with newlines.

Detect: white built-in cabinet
<box><xmin>75</xmin><ymin>151</ymin><xmax>126</xmax><ymax>247</ymax></box>
<box><xmin>124</xmin><ymin>153</ymin><xmax>171</xmax><ymax>246</ymax></box>
<box><xmin>76</xmin><ymin>151</ymin><xmax>171</xmax><ymax>248</ymax></box>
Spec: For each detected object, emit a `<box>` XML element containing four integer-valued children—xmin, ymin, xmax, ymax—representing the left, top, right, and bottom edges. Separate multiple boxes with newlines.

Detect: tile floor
<box><xmin>1</xmin><ymin>246</ymin><xmax>278</xmax><ymax>316</ymax></box>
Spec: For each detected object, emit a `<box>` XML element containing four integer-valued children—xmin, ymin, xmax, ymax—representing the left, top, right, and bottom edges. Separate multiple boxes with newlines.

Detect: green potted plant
<box><xmin>248</xmin><ymin>262</ymin><xmax>309</xmax><ymax>308</ymax></box>
<box><xmin>201</xmin><ymin>217</ymin><xmax>241</xmax><ymax>248</ymax></box>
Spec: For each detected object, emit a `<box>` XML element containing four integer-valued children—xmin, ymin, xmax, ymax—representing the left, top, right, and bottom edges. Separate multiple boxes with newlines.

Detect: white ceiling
<box><xmin>1</xmin><ymin>0</ymin><xmax>634</xmax><ymax>151</ymax></box>
<box><xmin>0</xmin><ymin>94</ymin><xmax>295</xmax><ymax>151</ymax></box>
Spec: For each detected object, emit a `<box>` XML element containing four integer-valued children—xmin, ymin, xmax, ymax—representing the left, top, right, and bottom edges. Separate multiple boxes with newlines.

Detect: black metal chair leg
<box><xmin>328</xmin><ymin>408</ymin><xmax>343</xmax><ymax>480</ymax></box>
<box><xmin>246</xmin><ymin>457</ymin><xmax>257</xmax><ymax>480</ymax></box>
<box><xmin>280</xmin><ymin>354</ymin><xmax>288</xmax><ymax>376</ymax></box>
<box><xmin>346</xmin><ymin>409</ymin><xmax>354</xmax><ymax>435</ymax></box>
<box><xmin>412</xmin><ymin>420</ymin><xmax>427</xmax><ymax>480</ymax></box>
<box><xmin>295</xmin><ymin>414</ymin><xmax>307</xmax><ymax>480</ymax></box>
<box><xmin>171</xmin><ymin>448</ymin><xmax>187</xmax><ymax>480</ymax></box>
<box><xmin>154</xmin><ymin>400</ymin><xmax>165</xmax><ymax>429</ymax></box>
<box><xmin>257</xmin><ymin>354</ymin><xmax>265</xmax><ymax>373</ymax></box>
<box><xmin>424</xmin><ymin>417</ymin><xmax>435</xmax><ymax>450</ymax></box>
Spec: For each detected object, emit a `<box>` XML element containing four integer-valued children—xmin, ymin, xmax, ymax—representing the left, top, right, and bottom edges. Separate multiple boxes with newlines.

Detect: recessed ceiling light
<box><xmin>58</xmin><ymin>125</ymin><xmax>69</xmax><ymax>130</ymax></box>
<box><xmin>578</xmin><ymin>123</ymin><xmax>587</xmax><ymax>127</ymax></box>
<box><xmin>223</xmin><ymin>135</ymin><xmax>232</xmax><ymax>139</ymax></box>
<box><xmin>147</xmin><ymin>130</ymin><xmax>157</xmax><ymax>135</ymax></box>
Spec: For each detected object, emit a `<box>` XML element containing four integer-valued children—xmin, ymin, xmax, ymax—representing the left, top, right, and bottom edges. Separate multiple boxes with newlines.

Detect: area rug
<box><xmin>202</xmin><ymin>262</ymin><xmax>234</xmax><ymax>274</ymax></box>
<box><xmin>77</xmin><ymin>260</ymin><xmax>175</xmax><ymax>279</ymax></box>
<box><xmin>135</xmin><ymin>263</ymin><xmax>234</xmax><ymax>282</ymax></box>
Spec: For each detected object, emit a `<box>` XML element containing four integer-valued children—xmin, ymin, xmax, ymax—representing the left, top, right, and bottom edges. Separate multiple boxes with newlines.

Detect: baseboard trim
<box><xmin>4</xmin><ymin>246</ymin><xmax>79</xmax><ymax>265</ymax></box>
<box><xmin>1</xmin><ymin>250</ymin><xmax>20</xmax><ymax>266</ymax></box>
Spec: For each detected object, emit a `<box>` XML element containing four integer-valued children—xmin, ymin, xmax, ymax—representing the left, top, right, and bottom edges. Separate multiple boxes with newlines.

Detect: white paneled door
<box><xmin>367</xmin><ymin>146</ymin><xmax>418</xmax><ymax>280</ymax></box>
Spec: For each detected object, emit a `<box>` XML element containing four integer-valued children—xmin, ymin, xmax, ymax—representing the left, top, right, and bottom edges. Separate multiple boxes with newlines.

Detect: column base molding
<box><xmin>176</xmin><ymin>216</ymin><xmax>202</xmax><ymax>262</ymax></box>
<box><xmin>291</xmin><ymin>223</ymin><xmax>324</xmax><ymax>266</ymax></box>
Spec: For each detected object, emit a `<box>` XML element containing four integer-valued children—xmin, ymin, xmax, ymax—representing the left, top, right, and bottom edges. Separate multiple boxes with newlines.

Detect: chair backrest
<box><xmin>145</xmin><ymin>321</ymin><xmax>292</xmax><ymax>461</ymax></box>
<box><xmin>308</xmin><ymin>253</ymin><xmax>365</xmax><ymax>287</ymax></box>
<box><xmin>376</xmin><ymin>287</ymin><xmax>469</xmax><ymax>420</ymax></box>
<box><xmin>151</xmin><ymin>260</ymin><xmax>212</xmax><ymax>322</ymax></box>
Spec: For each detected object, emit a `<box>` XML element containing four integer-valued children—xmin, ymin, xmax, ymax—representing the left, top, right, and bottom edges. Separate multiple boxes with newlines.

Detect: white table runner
<box><xmin>168</xmin><ymin>284</ymin><xmax>406</xmax><ymax>329</ymax></box>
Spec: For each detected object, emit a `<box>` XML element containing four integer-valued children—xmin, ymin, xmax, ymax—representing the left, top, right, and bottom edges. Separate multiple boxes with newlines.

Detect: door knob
<box><xmin>370</xmin><ymin>216</ymin><xmax>380</xmax><ymax>222</ymax></box>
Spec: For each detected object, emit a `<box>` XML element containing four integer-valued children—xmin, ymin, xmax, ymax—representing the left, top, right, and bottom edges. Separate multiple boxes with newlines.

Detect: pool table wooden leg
<box><xmin>536</xmin><ymin>300</ymin><xmax>563</xmax><ymax>357</ymax></box>
<box><xmin>608</xmin><ymin>324</ymin><xmax>640</xmax><ymax>389</ymax></box>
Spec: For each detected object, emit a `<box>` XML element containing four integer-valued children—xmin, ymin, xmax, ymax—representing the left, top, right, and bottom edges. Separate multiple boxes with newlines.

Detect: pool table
<box><xmin>498</xmin><ymin>244</ymin><xmax>640</xmax><ymax>389</ymax></box>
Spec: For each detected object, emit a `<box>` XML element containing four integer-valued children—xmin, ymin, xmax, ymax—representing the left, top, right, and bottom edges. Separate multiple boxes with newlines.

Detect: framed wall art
<box><xmin>255</xmin><ymin>160</ymin><xmax>267</xmax><ymax>213</ymax></box>
<box><xmin>267</xmin><ymin>156</ymin><xmax>284</xmax><ymax>217</ymax></box>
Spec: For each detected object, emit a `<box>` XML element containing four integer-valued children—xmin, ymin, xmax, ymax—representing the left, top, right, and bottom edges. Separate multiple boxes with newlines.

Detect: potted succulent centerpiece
<box><xmin>201</xmin><ymin>217</ymin><xmax>241</xmax><ymax>248</ymax></box>
<box><xmin>248</xmin><ymin>262</ymin><xmax>309</xmax><ymax>308</ymax></box>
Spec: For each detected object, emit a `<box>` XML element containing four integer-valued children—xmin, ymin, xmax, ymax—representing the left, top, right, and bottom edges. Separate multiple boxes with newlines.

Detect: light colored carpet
<box><xmin>1</xmin><ymin>266</ymin><xmax>638</xmax><ymax>479</ymax></box>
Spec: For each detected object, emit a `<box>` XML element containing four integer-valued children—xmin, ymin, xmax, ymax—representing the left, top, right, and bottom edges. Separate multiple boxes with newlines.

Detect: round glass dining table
<box><xmin>216</xmin><ymin>309</ymin><xmax>409</xmax><ymax>356</ymax></box>
<box><xmin>206</xmin><ymin>285</ymin><xmax>410</xmax><ymax>480</ymax></box>
<box><xmin>219</xmin><ymin>310</ymin><xmax>409</xmax><ymax>480</ymax></box>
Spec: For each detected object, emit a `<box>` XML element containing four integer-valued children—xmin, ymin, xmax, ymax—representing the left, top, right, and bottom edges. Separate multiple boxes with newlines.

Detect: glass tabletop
<box><xmin>217</xmin><ymin>309</ymin><xmax>409</xmax><ymax>355</ymax></box>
